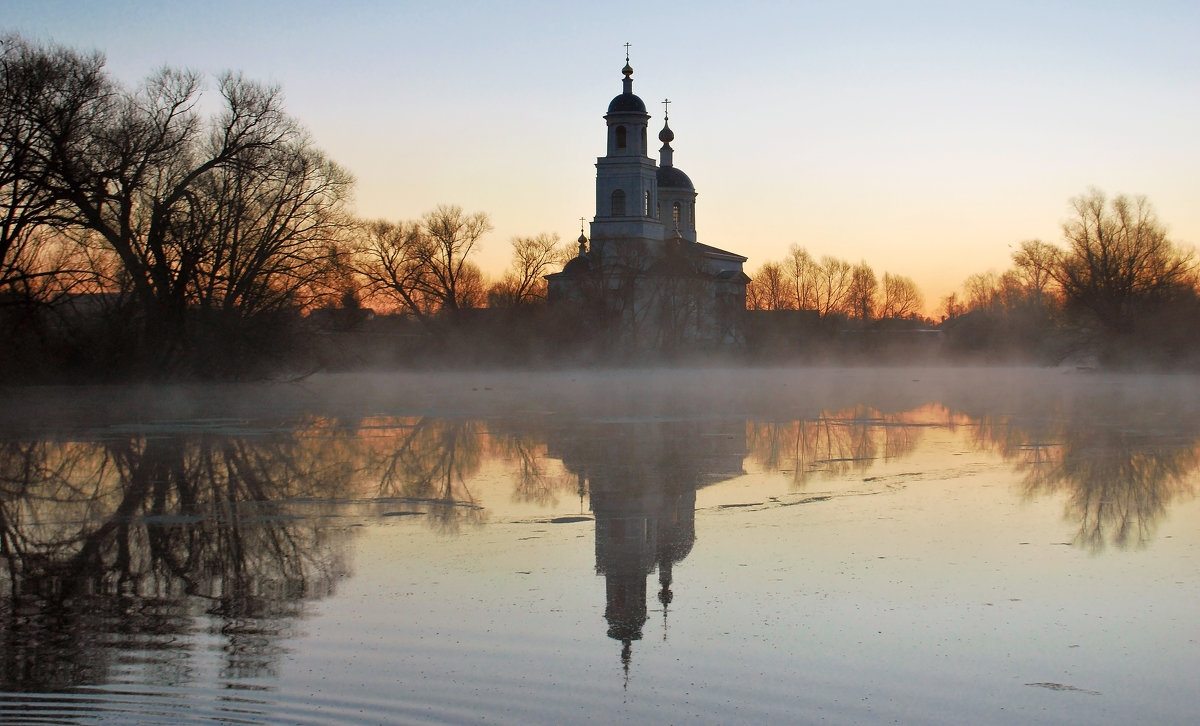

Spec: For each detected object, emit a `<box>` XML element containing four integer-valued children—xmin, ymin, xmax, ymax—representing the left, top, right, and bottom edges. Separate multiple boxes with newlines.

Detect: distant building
<box><xmin>546</xmin><ymin>55</ymin><xmax>749</xmax><ymax>352</ymax></box>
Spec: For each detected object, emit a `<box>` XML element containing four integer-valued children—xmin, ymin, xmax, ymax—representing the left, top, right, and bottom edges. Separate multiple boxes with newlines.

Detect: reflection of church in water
<box><xmin>546</xmin><ymin>52</ymin><xmax>750</xmax><ymax>348</ymax></box>
<box><xmin>548</xmin><ymin>420</ymin><xmax>746</xmax><ymax>674</ymax></box>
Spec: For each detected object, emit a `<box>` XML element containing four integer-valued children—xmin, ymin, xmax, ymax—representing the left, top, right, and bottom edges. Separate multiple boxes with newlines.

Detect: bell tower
<box><xmin>591</xmin><ymin>46</ymin><xmax>664</xmax><ymax>254</ymax></box>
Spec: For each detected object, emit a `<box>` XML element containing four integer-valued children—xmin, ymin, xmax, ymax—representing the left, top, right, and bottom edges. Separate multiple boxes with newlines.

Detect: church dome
<box><xmin>658</xmin><ymin>122</ymin><xmax>674</xmax><ymax>144</ymax></box>
<box><xmin>562</xmin><ymin>255</ymin><xmax>593</xmax><ymax>275</ymax></box>
<box><xmin>657</xmin><ymin>165</ymin><xmax>694</xmax><ymax>190</ymax></box>
<box><xmin>608</xmin><ymin>92</ymin><xmax>647</xmax><ymax>114</ymax></box>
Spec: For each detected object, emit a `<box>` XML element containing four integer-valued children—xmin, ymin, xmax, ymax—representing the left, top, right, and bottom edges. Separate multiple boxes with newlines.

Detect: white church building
<box><xmin>546</xmin><ymin>56</ymin><xmax>749</xmax><ymax>352</ymax></box>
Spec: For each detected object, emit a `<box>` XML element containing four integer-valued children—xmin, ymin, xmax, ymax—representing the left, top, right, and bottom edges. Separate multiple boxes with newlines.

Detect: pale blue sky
<box><xmin>9</xmin><ymin>1</ymin><xmax>1199</xmax><ymax>310</ymax></box>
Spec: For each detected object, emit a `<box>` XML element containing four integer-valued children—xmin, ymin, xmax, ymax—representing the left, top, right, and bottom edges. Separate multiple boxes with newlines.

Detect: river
<box><xmin>0</xmin><ymin>368</ymin><xmax>1197</xmax><ymax>724</ymax></box>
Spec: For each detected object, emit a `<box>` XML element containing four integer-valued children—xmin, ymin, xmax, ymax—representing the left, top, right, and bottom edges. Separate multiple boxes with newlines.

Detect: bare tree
<box><xmin>356</xmin><ymin>206</ymin><xmax>491</xmax><ymax>321</ymax></box>
<box><xmin>416</xmin><ymin>204</ymin><xmax>491</xmax><ymax>313</ymax></box>
<box><xmin>814</xmin><ymin>255</ymin><xmax>852</xmax><ymax>318</ymax></box>
<box><xmin>487</xmin><ymin>232</ymin><xmax>566</xmax><ymax>307</ymax></box>
<box><xmin>25</xmin><ymin>64</ymin><xmax>352</xmax><ymax>374</ymax></box>
<box><xmin>0</xmin><ymin>34</ymin><xmax>108</xmax><ymax>304</ymax></box>
<box><xmin>747</xmin><ymin>261</ymin><xmax>790</xmax><ymax>310</ymax></box>
<box><xmin>1051</xmin><ymin>189</ymin><xmax>1194</xmax><ymax>333</ymax></box>
<box><xmin>1011</xmin><ymin>239</ymin><xmax>1059</xmax><ymax>304</ymax></box>
<box><xmin>355</xmin><ymin>218</ymin><xmax>434</xmax><ymax>319</ymax></box>
<box><xmin>941</xmin><ymin>291</ymin><xmax>962</xmax><ymax>320</ymax></box>
<box><xmin>0</xmin><ymin>37</ymin><xmax>355</xmax><ymax>377</ymax></box>
<box><xmin>880</xmin><ymin>272</ymin><xmax>923</xmax><ymax>319</ymax></box>
<box><xmin>962</xmin><ymin>271</ymin><xmax>1000</xmax><ymax>313</ymax></box>
<box><xmin>453</xmin><ymin>261</ymin><xmax>486</xmax><ymax>309</ymax></box>
<box><xmin>783</xmin><ymin>244</ymin><xmax>819</xmax><ymax>311</ymax></box>
<box><xmin>846</xmin><ymin>261</ymin><xmax>877</xmax><ymax>320</ymax></box>
<box><xmin>190</xmin><ymin>131</ymin><xmax>353</xmax><ymax>319</ymax></box>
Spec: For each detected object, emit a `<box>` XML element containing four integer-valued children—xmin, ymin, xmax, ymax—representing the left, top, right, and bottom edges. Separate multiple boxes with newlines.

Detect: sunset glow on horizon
<box><xmin>10</xmin><ymin>0</ymin><xmax>1199</xmax><ymax>315</ymax></box>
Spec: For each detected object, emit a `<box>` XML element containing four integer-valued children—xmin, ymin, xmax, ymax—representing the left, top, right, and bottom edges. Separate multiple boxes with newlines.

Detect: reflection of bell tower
<box><xmin>545</xmin><ymin>418</ymin><xmax>745</xmax><ymax>681</ymax></box>
<box><xmin>590</xmin><ymin>470</ymin><xmax>698</xmax><ymax>681</ymax></box>
<box><xmin>593</xmin><ymin>481</ymin><xmax>658</xmax><ymax>673</ymax></box>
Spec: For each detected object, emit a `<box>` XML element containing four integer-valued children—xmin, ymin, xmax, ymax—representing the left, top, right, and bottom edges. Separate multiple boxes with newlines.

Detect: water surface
<box><xmin>1</xmin><ymin>368</ymin><xmax>1197</xmax><ymax>724</ymax></box>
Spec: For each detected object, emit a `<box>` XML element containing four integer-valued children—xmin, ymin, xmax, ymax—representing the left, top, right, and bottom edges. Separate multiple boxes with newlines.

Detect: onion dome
<box><xmin>658</xmin><ymin>120</ymin><xmax>674</xmax><ymax>145</ymax></box>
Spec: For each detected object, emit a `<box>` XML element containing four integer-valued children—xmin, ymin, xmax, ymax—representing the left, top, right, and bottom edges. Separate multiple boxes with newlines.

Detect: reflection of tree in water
<box><xmin>546</xmin><ymin>419</ymin><xmax>744</xmax><ymax>683</ymax></box>
<box><xmin>970</xmin><ymin>408</ymin><xmax>1199</xmax><ymax>552</ymax></box>
<box><xmin>0</xmin><ymin>431</ymin><xmax>353</xmax><ymax>692</ymax></box>
<box><xmin>746</xmin><ymin>406</ymin><xmax>924</xmax><ymax>487</ymax></box>
<box><xmin>373</xmin><ymin>417</ymin><xmax>486</xmax><ymax>533</ymax></box>
<box><xmin>489</xmin><ymin>430</ymin><xmax>577</xmax><ymax>507</ymax></box>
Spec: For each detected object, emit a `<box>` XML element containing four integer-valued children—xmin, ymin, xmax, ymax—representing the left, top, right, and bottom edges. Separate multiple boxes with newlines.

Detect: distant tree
<box><xmin>417</xmin><ymin>205</ymin><xmax>492</xmax><ymax>314</ymax></box>
<box><xmin>356</xmin><ymin>205</ymin><xmax>491</xmax><ymax>321</ymax></box>
<box><xmin>356</xmin><ymin>219</ymin><xmax>435</xmax><ymax>320</ymax></box>
<box><xmin>487</xmin><ymin>232</ymin><xmax>566</xmax><ymax>307</ymax></box>
<box><xmin>453</xmin><ymin>261</ymin><xmax>486</xmax><ymax>310</ymax></box>
<box><xmin>941</xmin><ymin>292</ymin><xmax>962</xmax><ymax>321</ymax></box>
<box><xmin>846</xmin><ymin>261</ymin><xmax>877</xmax><ymax>320</ymax></box>
<box><xmin>962</xmin><ymin>271</ymin><xmax>1000</xmax><ymax>313</ymax></box>
<box><xmin>746</xmin><ymin>261</ymin><xmax>790</xmax><ymax>310</ymax></box>
<box><xmin>880</xmin><ymin>272</ymin><xmax>923</xmax><ymax>319</ymax></box>
<box><xmin>1051</xmin><ymin>189</ymin><xmax>1194</xmax><ymax>333</ymax></box>
<box><xmin>1011</xmin><ymin>239</ymin><xmax>1060</xmax><ymax>305</ymax></box>
<box><xmin>814</xmin><ymin>255</ymin><xmax>852</xmax><ymax>318</ymax></box>
<box><xmin>992</xmin><ymin>270</ymin><xmax>1026</xmax><ymax>310</ymax></box>
<box><xmin>783</xmin><ymin>244</ymin><xmax>819</xmax><ymax>311</ymax></box>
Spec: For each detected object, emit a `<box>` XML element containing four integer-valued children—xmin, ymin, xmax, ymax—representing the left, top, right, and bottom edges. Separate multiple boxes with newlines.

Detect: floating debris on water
<box><xmin>1025</xmin><ymin>682</ymin><xmax>1101</xmax><ymax>695</ymax></box>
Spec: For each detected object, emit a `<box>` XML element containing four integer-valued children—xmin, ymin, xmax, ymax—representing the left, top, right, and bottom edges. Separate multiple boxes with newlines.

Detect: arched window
<box><xmin>640</xmin><ymin>127</ymin><xmax>647</xmax><ymax>152</ymax></box>
<box><xmin>672</xmin><ymin>202</ymin><xmax>681</xmax><ymax>227</ymax></box>
<box><xmin>611</xmin><ymin>189</ymin><xmax>626</xmax><ymax>217</ymax></box>
<box><xmin>644</xmin><ymin>191</ymin><xmax>651</xmax><ymax>216</ymax></box>
<box><xmin>615</xmin><ymin>126</ymin><xmax>627</xmax><ymax>150</ymax></box>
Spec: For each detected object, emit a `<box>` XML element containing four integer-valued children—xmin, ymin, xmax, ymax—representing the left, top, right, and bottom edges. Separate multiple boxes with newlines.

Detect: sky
<box><xmin>8</xmin><ymin>0</ymin><xmax>1200</xmax><ymax>314</ymax></box>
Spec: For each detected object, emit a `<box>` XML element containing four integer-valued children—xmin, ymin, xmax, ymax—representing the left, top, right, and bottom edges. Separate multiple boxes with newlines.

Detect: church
<box><xmin>546</xmin><ymin>55</ymin><xmax>749</xmax><ymax>353</ymax></box>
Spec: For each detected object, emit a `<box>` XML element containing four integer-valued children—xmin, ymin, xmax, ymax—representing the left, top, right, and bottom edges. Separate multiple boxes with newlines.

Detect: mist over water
<box><xmin>1</xmin><ymin>366</ymin><xmax>1198</xmax><ymax>724</ymax></box>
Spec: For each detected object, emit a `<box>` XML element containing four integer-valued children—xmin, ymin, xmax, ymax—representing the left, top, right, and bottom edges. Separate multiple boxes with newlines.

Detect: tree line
<box><xmin>939</xmin><ymin>189</ymin><xmax>1198</xmax><ymax>366</ymax></box>
<box><xmin>746</xmin><ymin>247</ymin><xmax>924</xmax><ymax>321</ymax></box>
<box><xmin>0</xmin><ymin>35</ymin><xmax>567</xmax><ymax>380</ymax></box>
<box><xmin>745</xmin><ymin>188</ymin><xmax>1198</xmax><ymax>367</ymax></box>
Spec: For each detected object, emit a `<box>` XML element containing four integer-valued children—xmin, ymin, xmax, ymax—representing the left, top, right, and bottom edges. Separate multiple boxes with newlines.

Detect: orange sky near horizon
<box><xmin>9</xmin><ymin>1</ymin><xmax>1200</xmax><ymax>317</ymax></box>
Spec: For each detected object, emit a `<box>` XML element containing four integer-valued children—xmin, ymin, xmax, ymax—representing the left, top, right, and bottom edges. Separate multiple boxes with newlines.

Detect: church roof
<box><xmin>561</xmin><ymin>255</ymin><xmax>593</xmax><ymax>275</ymax></box>
<box><xmin>656</xmin><ymin>165</ymin><xmax>694</xmax><ymax>191</ymax></box>
<box><xmin>608</xmin><ymin>92</ymin><xmax>647</xmax><ymax>114</ymax></box>
<box><xmin>694</xmin><ymin>242</ymin><xmax>747</xmax><ymax>263</ymax></box>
